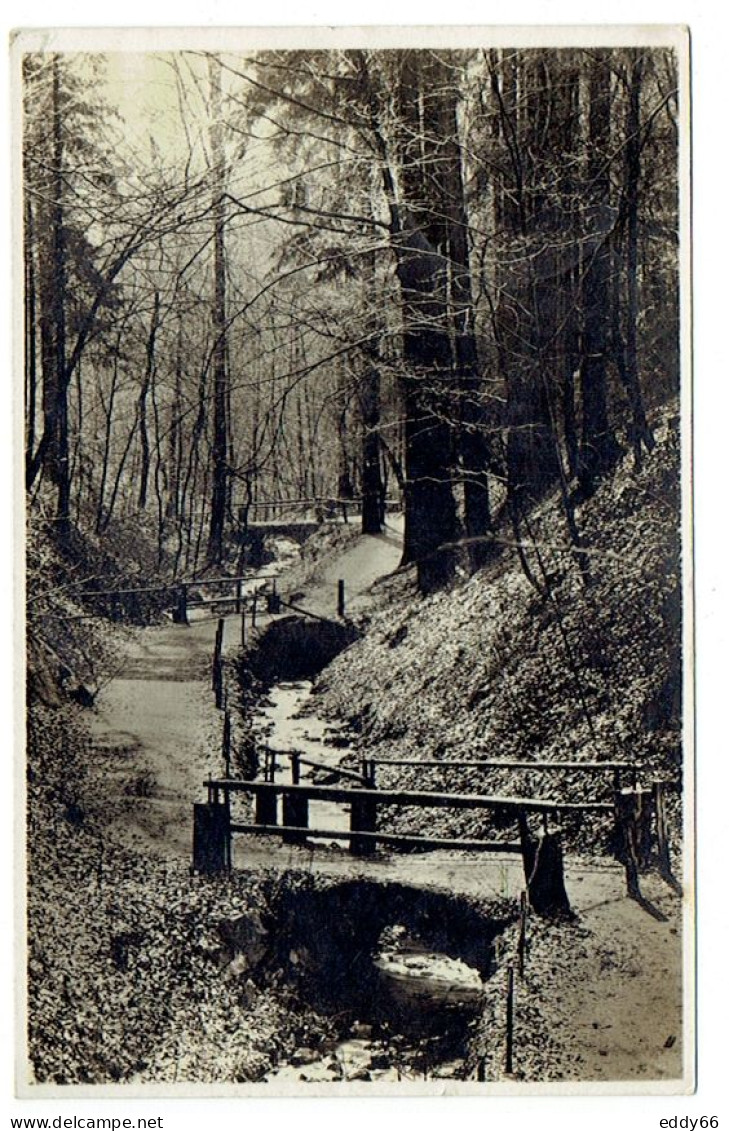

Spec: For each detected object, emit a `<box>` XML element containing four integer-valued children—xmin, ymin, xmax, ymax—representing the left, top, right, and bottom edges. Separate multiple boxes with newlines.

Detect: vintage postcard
<box><xmin>14</xmin><ymin>25</ymin><xmax>692</xmax><ymax>1097</ymax></box>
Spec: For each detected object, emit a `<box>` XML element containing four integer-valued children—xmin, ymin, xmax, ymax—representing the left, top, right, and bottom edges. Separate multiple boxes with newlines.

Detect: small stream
<box><xmin>265</xmin><ymin>937</ymin><xmax>486</xmax><ymax>1083</ymax></box>
<box><xmin>255</xmin><ymin>679</ymin><xmax>356</xmax><ymax>839</ymax></box>
<box><xmin>246</xmin><ymin>673</ymin><xmax>499</xmax><ymax>1083</ymax></box>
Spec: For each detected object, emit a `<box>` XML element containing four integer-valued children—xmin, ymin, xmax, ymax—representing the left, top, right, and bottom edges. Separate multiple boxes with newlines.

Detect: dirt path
<box><xmin>86</xmin><ymin>519</ymin><xmax>405</xmax><ymax>862</ymax></box>
<box><xmin>86</xmin><ymin>616</ymin><xmax>227</xmax><ymax>858</ymax></box>
<box><xmin>296</xmin><ymin>515</ymin><xmax>404</xmax><ymax>619</ymax></box>
<box><xmin>553</xmin><ymin>870</ymin><xmax>684</xmax><ymax>1081</ymax></box>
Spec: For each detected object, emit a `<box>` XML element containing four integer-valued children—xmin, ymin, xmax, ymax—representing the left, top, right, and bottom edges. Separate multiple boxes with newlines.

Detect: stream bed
<box><xmin>263</xmin><ymin>913</ymin><xmax>492</xmax><ymax>1084</ymax></box>
<box><xmin>247</xmin><ymin>683</ymin><xmax>500</xmax><ymax>1083</ymax></box>
<box><xmin>254</xmin><ymin>678</ymin><xmax>356</xmax><ymax>838</ymax></box>
<box><xmin>265</xmin><ymin>943</ymin><xmax>486</xmax><ymax>1083</ymax></box>
<box><xmin>236</xmin><ymin>630</ymin><xmax>509</xmax><ymax>1083</ymax></box>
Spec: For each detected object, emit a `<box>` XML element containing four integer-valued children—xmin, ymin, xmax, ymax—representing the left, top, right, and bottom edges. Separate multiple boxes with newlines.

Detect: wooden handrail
<box><xmin>292</xmin><ymin>755</ymin><xmax>365</xmax><ymax>783</ymax></box>
<box><xmin>238</xmin><ymin>496</ymin><xmax>402</xmax><ymax>509</ymax></box>
<box><xmin>278</xmin><ymin>598</ymin><xmax>347</xmax><ymax>624</ymax></box>
<box><xmin>205</xmin><ymin>778</ymin><xmax>613</xmax><ymax>814</ymax></box>
<box><xmin>230</xmin><ymin>822</ymin><xmax>523</xmax><ymax>853</ymax></box>
<box><xmin>76</xmin><ymin>572</ymin><xmax>278</xmax><ymax>600</ymax></box>
<box><xmin>371</xmin><ymin>758</ymin><xmax>638</xmax><ymax>772</ymax></box>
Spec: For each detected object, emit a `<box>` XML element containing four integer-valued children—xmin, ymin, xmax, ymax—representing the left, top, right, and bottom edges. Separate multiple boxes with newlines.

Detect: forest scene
<box><xmin>21</xmin><ymin>36</ymin><xmax>687</xmax><ymax>1090</ymax></box>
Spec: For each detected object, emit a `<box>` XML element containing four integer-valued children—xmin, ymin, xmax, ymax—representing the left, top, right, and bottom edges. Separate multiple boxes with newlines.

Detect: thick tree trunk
<box><xmin>360</xmin><ymin>365</ymin><xmax>384</xmax><ymax>534</ymax></box>
<box><xmin>395</xmin><ymin>53</ymin><xmax>458</xmax><ymax>593</ymax></box>
<box><xmin>397</xmin><ymin>234</ymin><xmax>459</xmax><ymax>592</ymax></box>
<box><xmin>437</xmin><ymin>77</ymin><xmax>493</xmax><ymax>571</ymax></box>
<box><xmin>578</xmin><ymin>53</ymin><xmax>621</xmax><ymax>495</ymax></box>
<box><xmin>622</xmin><ymin>54</ymin><xmax>655</xmax><ymax>467</ymax></box>
<box><xmin>491</xmin><ymin>50</ymin><xmax>561</xmax><ymax>507</ymax></box>
<box><xmin>166</xmin><ymin>316</ymin><xmax>184</xmax><ymax>522</ymax></box>
<box><xmin>39</xmin><ymin>56</ymin><xmax>70</xmax><ymax>529</ymax></box>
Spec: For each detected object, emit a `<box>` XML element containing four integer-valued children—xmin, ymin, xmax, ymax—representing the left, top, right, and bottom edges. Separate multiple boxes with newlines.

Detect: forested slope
<box><xmin>315</xmin><ymin>405</ymin><xmax>682</xmax><ymax>847</ymax></box>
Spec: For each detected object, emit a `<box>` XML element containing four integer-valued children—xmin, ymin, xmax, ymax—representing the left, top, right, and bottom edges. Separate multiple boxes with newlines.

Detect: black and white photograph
<box><xmin>15</xmin><ymin>25</ymin><xmax>691</xmax><ymax>1096</ymax></box>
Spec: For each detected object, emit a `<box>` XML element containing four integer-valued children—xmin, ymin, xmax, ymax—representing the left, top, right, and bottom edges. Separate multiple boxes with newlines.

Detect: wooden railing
<box><xmin>192</xmin><ymin>767</ymin><xmax>674</xmax><ymax>908</ymax></box>
<box><xmin>236</xmin><ymin>496</ymin><xmax>403</xmax><ymax>523</ymax></box>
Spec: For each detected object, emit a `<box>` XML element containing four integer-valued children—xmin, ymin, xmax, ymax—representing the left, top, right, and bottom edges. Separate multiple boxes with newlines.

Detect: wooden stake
<box><xmin>222</xmin><ymin>710</ymin><xmax>232</xmax><ymax>778</ymax></box>
<box><xmin>176</xmin><ymin>584</ymin><xmax>189</xmax><ymax>625</ymax></box>
<box><xmin>241</xmin><ymin>609</ymin><xmax>246</xmax><ymax>648</ymax></box>
<box><xmin>212</xmin><ymin>618</ymin><xmax>224</xmax><ymax>685</ymax></box>
<box><xmin>337</xmin><ymin>578</ymin><xmax>345</xmax><ymax>618</ymax></box>
<box><xmin>235</xmin><ymin>579</ymin><xmax>242</xmax><ymax>615</ymax></box>
<box><xmin>505</xmin><ymin>965</ymin><xmax>515</xmax><ymax>1074</ymax></box>
<box><xmin>517</xmin><ymin>890</ymin><xmax>527</xmax><ymax>977</ymax></box>
<box><xmin>614</xmin><ymin>788</ymin><xmax>641</xmax><ymax>898</ymax></box>
<box><xmin>653</xmin><ymin>779</ymin><xmax>672</xmax><ymax>878</ymax></box>
<box><xmin>213</xmin><ymin>618</ymin><xmax>225</xmax><ymax>709</ymax></box>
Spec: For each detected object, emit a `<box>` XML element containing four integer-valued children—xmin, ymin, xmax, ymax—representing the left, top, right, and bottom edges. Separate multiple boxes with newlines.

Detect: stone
<box><xmin>217</xmin><ymin>912</ymin><xmax>269</xmax><ymax>971</ymax></box>
<box><xmin>291</xmin><ymin>1047</ymin><xmax>321</xmax><ymax>1066</ymax></box>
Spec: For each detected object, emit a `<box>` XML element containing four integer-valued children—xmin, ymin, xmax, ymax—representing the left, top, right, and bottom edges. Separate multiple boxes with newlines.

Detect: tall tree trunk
<box><xmin>622</xmin><ymin>52</ymin><xmax>655</xmax><ymax>467</ymax></box>
<box><xmin>395</xmin><ymin>52</ymin><xmax>458</xmax><ymax>593</ymax></box>
<box><xmin>166</xmin><ymin>315</ymin><xmax>184</xmax><ymax>521</ymax></box>
<box><xmin>491</xmin><ymin>50</ymin><xmax>561</xmax><ymax>507</ymax></box>
<box><xmin>101</xmin><ymin>406</ymin><xmax>139</xmax><ymax>533</ymax></box>
<box><xmin>96</xmin><ymin>335</ymin><xmax>121</xmax><ymax>534</ymax></box>
<box><xmin>137</xmin><ymin>290</ymin><xmax>160</xmax><ymax>511</ymax></box>
<box><xmin>578</xmin><ymin>52</ymin><xmax>621</xmax><ymax>495</ymax></box>
<box><xmin>359</xmin><ymin>365</ymin><xmax>384</xmax><ymax>534</ymax></box>
<box><xmin>40</xmin><ymin>56</ymin><xmax>70</xmax><ymax>529</ymax></box>
<box><xmin>436</xmin><ymin>70</ymin><xmax>492</xmax><ymax>570</ymax></box>
<box><xmin>206</xmin><ymin>54</ymin><xmax>229</xmax><ymax>568</ymax></box>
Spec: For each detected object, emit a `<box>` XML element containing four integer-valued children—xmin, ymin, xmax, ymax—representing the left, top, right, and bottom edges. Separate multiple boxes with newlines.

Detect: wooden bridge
<box><xmin>237</xmin><ymin>495</ymin><xmax>403</xmax><ymax>524</ymax></box>
<box><xmin>193</xmin><ymin>755</ymin><xmax>674</xmax><ymax>915</ymax></box>
<box><xmin>50</xmin><ymin>569</ymin><xmax>349</xmax><ymax>627</ymax></box>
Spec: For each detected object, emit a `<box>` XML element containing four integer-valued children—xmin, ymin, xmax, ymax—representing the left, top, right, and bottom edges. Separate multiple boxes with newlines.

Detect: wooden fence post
<box><xmin>267</xmin><ymin>579</ymin><xmax>282</xmax><ymax>614</ymax></box>
<box><xmin>350</xmin><ymin>791</ymin><xmax>377</xmax><ymax>857</ymax></box>
<box><xmin>213</xmin><ymin>617</ymin><xmax>225</xmax><ymax>709</ymax></box>
<box><xmin>518</xmin><ymin>812</ymin><xmax>571</xmax><ymax>918</ymax></box>
<box><xmin>235</xmin><ymin>579</ymin><xmax>242</xmax><ymax>615</ymax></box>
<box><xmin>653</xmin><ymin>779</ymin><xmax>672</xmax><ymax>879</ymax></box>
<box><xmin>174</xmin><ymin>584</ymin><xmax>189</xmax><ymax>625</ymax></box>
<box><xmin>222</xmin><ymin>710</ymin><xmax>232</xmax><ymax>778</ymax></box>
<box><xmin>241</xmin><ymin>609</ymin><xmax>246</xmax><ymax>648</ymax></box>
<box><xmin>255</xmin><ymin>782</ymin><xmax>278</xmax><ymax>828</ymax></box>
<box><xmin>251</xmin><ymin>593</ymin><xmax>258</xmax><ymax>628</ymax></box>
<box><xmin>282</xmin><ymin>785</ymin><xmax>309</xmax><ymax>845</ymax></box>
<box><xmin>505</xmin><ymin>965</ymin><xmax>515</xmax><ymax>1075</ymax></box>
<box><xmin>517</xmin><ymin>890</ymin><xmax>527</xmax><ymax>977</ymax></box>
<box><xmin>614</xmin><ymin>788</ymin><xmax>641</xmax><ymax>898</ymax></box>
<box><xmin>192</xmin><ymin>801</ymin><xmax>230</xmax><ymax>875</ymax></box>
<box><xmin>337</xmin><ymin>578</ymin><xmax>345</xmax><ymax>619</ymax></box>
<box><xmin>361</xmin><ymin>757</ymin><xmax>372</xmax><ymax>787</ymax></box>
<box><xmin>223</xmin><ymin>785</ymin><xmax>232</xmax><ymax>871</ymax></box>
